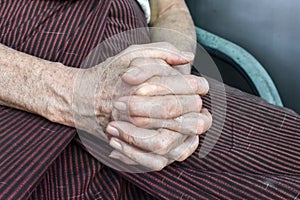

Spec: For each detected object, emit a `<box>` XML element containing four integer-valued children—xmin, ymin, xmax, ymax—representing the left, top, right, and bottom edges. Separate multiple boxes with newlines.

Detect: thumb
<box><xmin>120</xmin><ymin>42</ymin><xmax>195</xmax><ymax>66</ymax></box>
<box><xmin>163</xmin><ymin>51</ymin><xmax>194</xmax><ymax>66</ymax></box>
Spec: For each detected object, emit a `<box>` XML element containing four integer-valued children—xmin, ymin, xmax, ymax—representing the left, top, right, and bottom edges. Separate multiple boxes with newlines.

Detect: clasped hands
<box><xmin>102</xmin><ymin>43</ymin><xmax>212</xmax><ymax>171</ymax></box>
<box><xmin>74</xmin><ymin>43</ymin><xmax>212</xmax><ymax>171</ymax></box>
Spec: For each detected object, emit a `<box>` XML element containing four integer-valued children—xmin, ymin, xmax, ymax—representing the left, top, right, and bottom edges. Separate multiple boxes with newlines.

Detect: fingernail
<box><xmin>109</xmin><ymin>152</ymin><xmax>120</xmax><ymax>159</ymax></box>
<box><xmin>201</xmin><ymin>78</ymin><xmax>210</xmax><ymax>92</ymax></box>
<box><xmin>114</xmin><ymin>101</ymin><xmax>127</xmax><ymax>111</ymax></box>
<box><xmin>181</xmin><ymin>52</ymin><xmax>194</xmax><ymax>61</ymax></box>
<box><xmin>107</xmin><ymin>125</ymin><xmax>120</xmax><ymax>137</ymax></box>
<box><xmin>124</xmin><ymin>67</ymin><xmax>141</xmax><ymax>76</ymax></box>
<box><xmin>110</xmin><ymin>138</ymin><xmax>122</xmax><ymax>150</ymax></box>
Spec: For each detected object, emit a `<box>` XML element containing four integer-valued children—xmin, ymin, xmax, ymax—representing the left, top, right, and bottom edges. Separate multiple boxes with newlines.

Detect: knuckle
<box><xmin>162</xmin><ymin>97</ymin><xmax>182</xmax><ymax>118</ymax></box>
<box><xmin>186</xmin><ymin>75</ymin><xmax>199</xmax><ymax>93</ymax></box>
<box><xmin>186</xmin><ymin>76</ymin><xmax>210</xmax><ymax>94</ymax></box>
<box><xmin>156</xmin><ymin>141</ymin><xmax>171</xmax><ymax>155</ymax></box>
<box><xmin>131</xmin><ymin>117</ymin><xmax>151</xmax><ymax>127</ymax></box>
<box><xmin>155</xmin><ymin>130</ymin><xmax>173</xmax><ymax>153</ymax></box>
<box><xmin>180</xmin><ymin>95</ymin><xmax>202</xmax><ymax>113</ymax></box>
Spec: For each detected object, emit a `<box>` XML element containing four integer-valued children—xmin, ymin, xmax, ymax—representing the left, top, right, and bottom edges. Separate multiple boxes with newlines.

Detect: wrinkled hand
<box><xmin>112</xmin><ymin>57</ymin><xmax>209</xmax><ymax>125</ymax></box>
<box><xmin>107</xmin><ymin>109</ymin><xmax>212</xmax><ymax>171</ymax></box>
<box><xmin>72</xmin><ymin>42</ymin><xmax>195</xmax><ymax>142</ymax></box>
<box><xmin>106</xmin><ymin>56</ymin><xmax>212</xmax><ymax>171</ymax></box>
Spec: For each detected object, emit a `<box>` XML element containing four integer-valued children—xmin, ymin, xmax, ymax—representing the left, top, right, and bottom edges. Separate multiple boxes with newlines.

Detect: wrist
<box><xmin>42</xmin><ymin>63</ymin><xmax>79</xmax><ymax>127</ymax></box>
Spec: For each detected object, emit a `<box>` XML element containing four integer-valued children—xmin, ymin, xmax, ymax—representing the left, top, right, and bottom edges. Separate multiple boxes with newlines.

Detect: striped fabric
<box><xmin>0</xmin><ymin>0</ymin><xmax>300</xmax><ymax>199</ymax></box>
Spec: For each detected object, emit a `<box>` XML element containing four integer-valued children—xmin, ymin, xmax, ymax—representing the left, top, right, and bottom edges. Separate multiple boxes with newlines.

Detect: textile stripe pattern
<box><xmin>1</xmin><ymin>0</ymin><xmax>300</xmax><ymax>199</ymax></box>
<box><xmin>0</xmin><ymin>0</ymin><xmax>150</xmax><ymax>199</ymax></box>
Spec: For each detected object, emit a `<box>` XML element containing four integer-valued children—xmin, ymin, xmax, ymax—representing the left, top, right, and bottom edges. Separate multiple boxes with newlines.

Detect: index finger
<box><xmin>135</xmin><ymin>75</ymin><xmax>209</xmax><ymax>96</ymax></box>
<box><xmin>114</xmin><ymin>42</ymin><xmax>194</xmax><ymax>67</ymax></box>
<box><xmin>124</xmin><ymin>42</ymin><xmax>195</xmax><ymax>65</ymax></box>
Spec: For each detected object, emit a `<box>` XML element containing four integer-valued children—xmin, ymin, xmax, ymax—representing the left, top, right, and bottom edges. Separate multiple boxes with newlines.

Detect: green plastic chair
<box><xmin>196</xmin><ymin>26</ymin><xmax>283</xmax><ymax>106</ymax></box>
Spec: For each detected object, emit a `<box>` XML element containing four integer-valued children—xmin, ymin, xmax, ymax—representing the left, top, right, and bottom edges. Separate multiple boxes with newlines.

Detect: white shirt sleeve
<box><xmin>136</xmin><ymin>0</ymin><xmax>151</xmax><ymax>23</ymax></box>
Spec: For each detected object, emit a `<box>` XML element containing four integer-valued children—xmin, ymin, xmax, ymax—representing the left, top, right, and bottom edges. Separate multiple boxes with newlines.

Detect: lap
<box><xmin>28</xmin><ymin>80</ymin><xmax>300</xmax><ymax>200</ymax></box>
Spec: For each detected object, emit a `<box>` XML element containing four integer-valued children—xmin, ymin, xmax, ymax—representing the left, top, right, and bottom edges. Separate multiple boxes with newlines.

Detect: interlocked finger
<box><xmin>109</xmin><ymin>137</ymin><xmax>170</xmax><ymax>171</ymax></box>
<box><xmin>108</xmin><ymin>132</ymin><xmax>199</xmax><ymax>169</ymax></box>
<box><xmin>117</xmin><ymin>42</ymin><xmax>195</xmax><ymax>66</ymax></box>
<box><xmin>130</xmin><ymin>109</ymin><xmax>212</xmax><ymax>135</ymax></box>
<box><xmin>113</xmin><ymin>95</ymin><xmax>202</xmax><ymax>119</ymax></box>
<box><xmin>106</xmin><ymin>121</ymin><xmax>187</xmax><ymax>155</ymax></box>
<box><xmin>134</xmin><ymin>75</ymin><xmax>209</xmax><ymax>96</ymax></box>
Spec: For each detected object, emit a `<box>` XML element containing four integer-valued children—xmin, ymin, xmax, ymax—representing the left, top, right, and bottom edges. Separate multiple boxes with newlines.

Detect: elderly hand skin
<box><xmin>0</xmin><ymin>41</ymin><xmax>212</xmax><ymax>171</ymax></box>
<box><xmin>106</xmin><ymin>47</ymin><xmax>212</xmax><ymax>171</ymax></box>
<box><xmin>71</xmin><ymin>42</ymin><xmax>198</xmax><ymax>142</ymax></box>
<box><xmin>0</xmin><ymin>42</ymin><xmax>193</xmax><ymax>141</ymax></box>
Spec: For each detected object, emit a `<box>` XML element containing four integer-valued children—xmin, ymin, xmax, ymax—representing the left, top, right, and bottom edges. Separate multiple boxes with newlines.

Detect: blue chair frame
<box><xmin>196</xmin><ymin>26</ymin><xmax>283</xmax><ymax>106</ymax></box>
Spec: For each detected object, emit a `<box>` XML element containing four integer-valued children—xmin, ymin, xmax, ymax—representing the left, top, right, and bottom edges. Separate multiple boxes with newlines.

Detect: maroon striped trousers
<box><xmin>1</xmin><ymin>0</ymin><xmax>300</xmax><ymax>199</ymax></box>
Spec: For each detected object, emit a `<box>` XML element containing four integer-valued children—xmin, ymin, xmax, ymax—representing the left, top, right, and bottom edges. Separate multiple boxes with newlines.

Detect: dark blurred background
<box><xmin>186</xmin><ymin>0</ymin><xmax>300</xmax><ymax>114</ymax></box>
